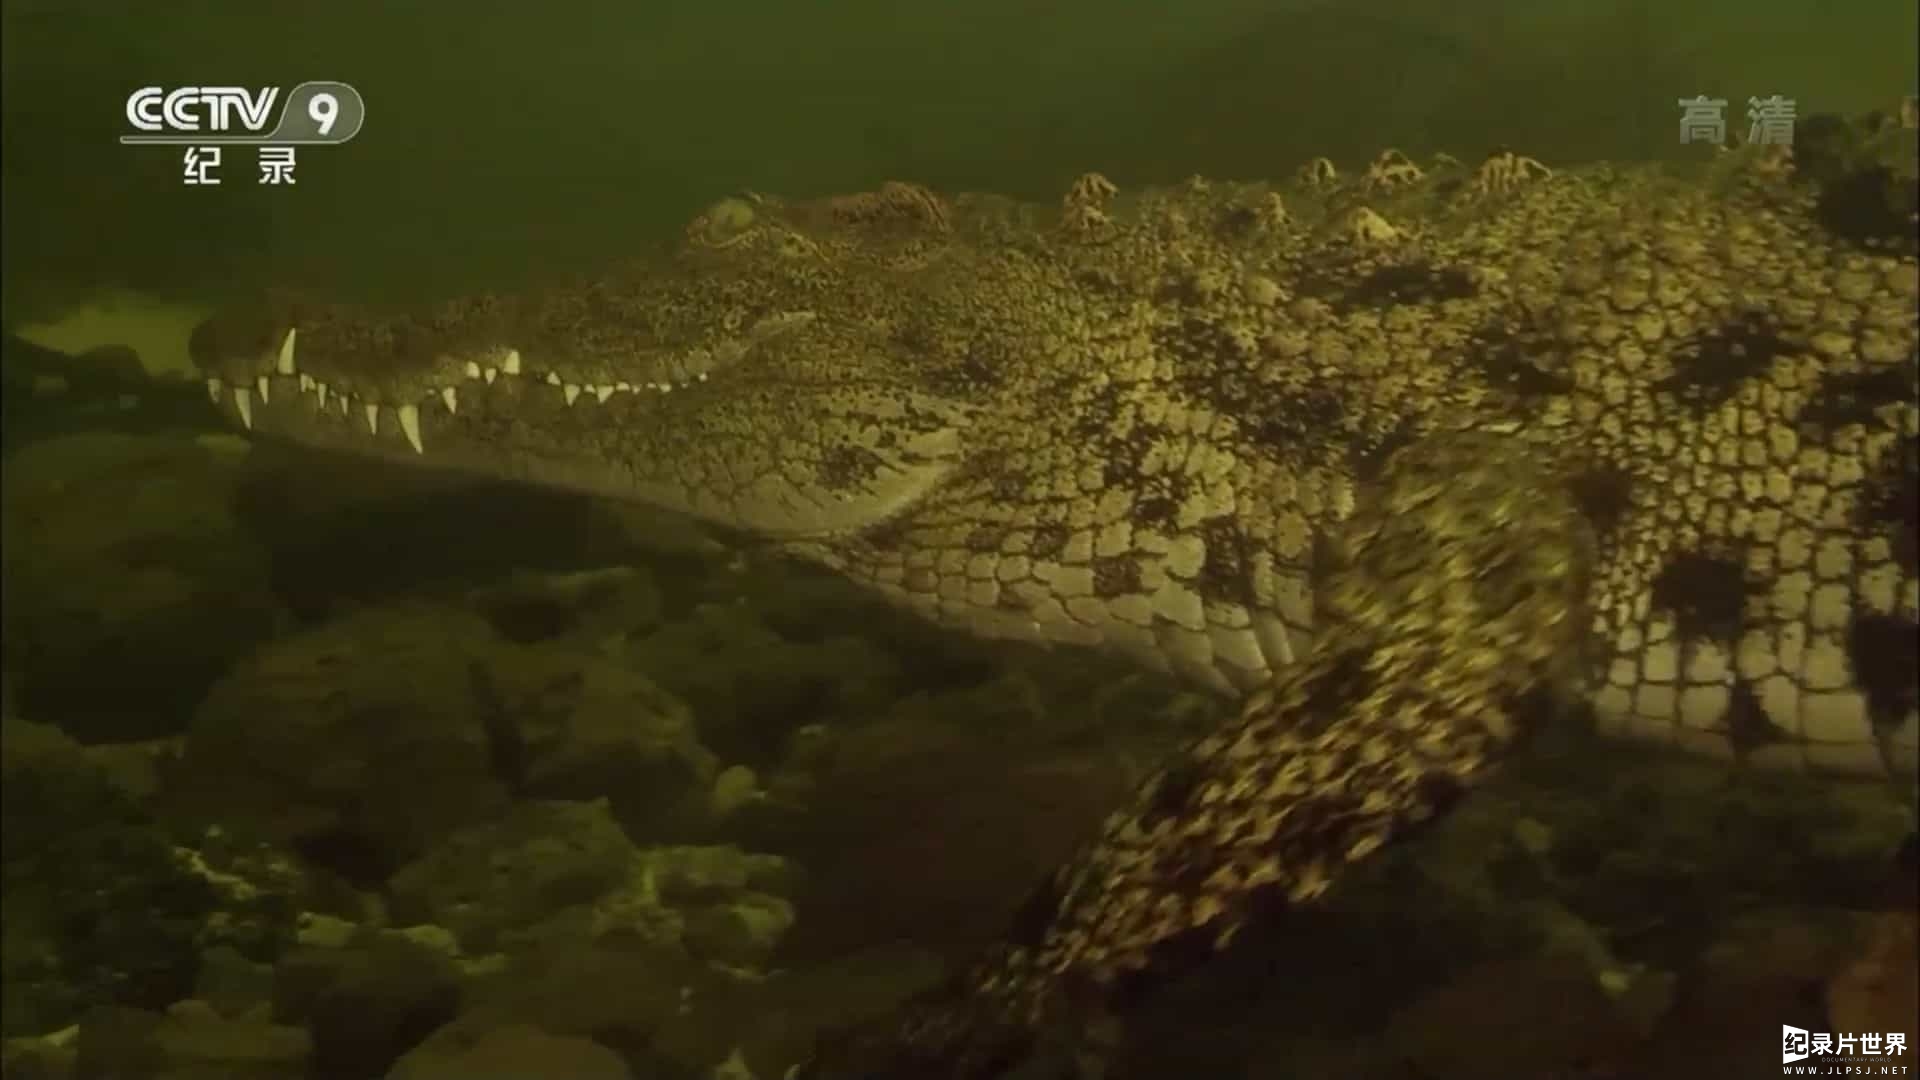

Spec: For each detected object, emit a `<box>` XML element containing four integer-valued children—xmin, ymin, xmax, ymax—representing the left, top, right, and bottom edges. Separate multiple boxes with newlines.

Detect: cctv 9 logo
<box><xmin>121</xmin><ymin>81</ymin><xmax>365</xmax><ymax>144</ymax></box>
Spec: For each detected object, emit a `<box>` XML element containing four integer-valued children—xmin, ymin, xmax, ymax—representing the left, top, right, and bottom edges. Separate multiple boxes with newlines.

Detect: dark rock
<box><xmin>471</xmin><ymin>565</ymin><xmax>664</xmax><ymax>644</ymax></box>
<box><xmin>72</xmin><ymin>1001</ymin><xmax>309</xmax><ymax>1080</ymax></box>
<box><xmin>386</xmin><ymin>799</ymin><xmax>639</xmax><ymax>950</ymax></box>
<box><xmin>1629</xmin><ymin>910</ymin><xmax>1851</xmax><ymax>1078</ymax></box>
<box><xmin>485</xmin><ymin>642</ymin><xmax>717</xmax><ymax>835</ymax></box>
<box><xmin>1</xmin><ymin>433</ymin><xmax>280</xmax><ymax>742</ymax></box>
<box><xmin>172</xmin><ymin>600</ymin><xmax>720</xmax><ymax>881</ymax></box>
<box><xmin>402</xmin><ymin>938</ymin><xmax>705</xmax><ymax>1074</ymax></box>
<box><xmin>170</xmin><ymin>604</ymin><xmax>512</xmax><ymax>880</ymax></box>
<box><xmin>771</xmin><ymin>728</ymin><xmax>1137</xmax><ymax>965</ymax></box>
<box><xmin>2</xmin><ymin>735</ymin><xmax>218</xmax><ymax>1037</ymax></box>
<box><xmin>191</xmin><ymin>947</ymin><xmax>275</xmax><ymax>1021</ymax></box>
<box><xmin>232</xmin><ymin>445</ymin><xmax>610</xmax><ymax>622</ymax></box>
<box><xmin>388</xmin><ymin>1023</ymin><xmax>633</xmax><ymax>1080</ymax></box>
<box><xmin>727</xmin><ymin>945</ymin><xmax>949</xmax><ymax>1078</ymax></box>
<box><xmin>1381</xmin><ymin>957</ymin><xmax>1639</xmax><ymax>1079</ymax></box>
<box><xmin>273</xmin><ymin>935</ymin><xmax>460</xmax><ymax>1080</ymax></box>
<box><xmin>630</xmin><ymin>601</ymin><xmax>905</xmax><ymax>768</ymax></box>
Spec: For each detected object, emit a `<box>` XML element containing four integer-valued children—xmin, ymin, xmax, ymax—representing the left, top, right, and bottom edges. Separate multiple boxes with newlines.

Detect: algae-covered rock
<box><xmin>174</xmin><ymin>599</ymin><xmax>720</xmax><ymax>878</ymax></box>
<box><xmin>631</xmin><ymin>600</ymin><xmax>905</xmax><ymax>765</ymax></box>
<box><xmin>0</xmin><ymin>1023</ymin><xmax>77</xmax><ymax>1080</ymax></box>
<box><xmin>271</xmin><ymin>932</ymin><xmax>461</xmax><ymax>1080</ymax></box>
<box><xmin>388</xmin><ymin>1022</ymin><xmax>632</xmax><ymax>1080</ymax></box>
<box><xmin>386</xmin><ymin>799</ymin><xmax>639</xmax><ymax>949</ymax></box>
<box><xmin>470</xmin><ymin>565</ymin><xmax>664</xmax><ymax>644</ymax></box>
<box><xmin>683</xmin><ymin>897</ymin><xmax>796</xmax><ymax>969</ymax></box>
<box><xmin>643</xmin><ymin>843</ymin><xmax>794</xmax><ymax>898</ymax></box>
<box><xmin>190</xmin><ymin>947</ymin><xmax>275</xmax><ymax>1022</ymax></box>
<box><xmin>71</xmin><ymin>1000</ymin><xmax>309</xmax><ymax>1080</ymax></box>
<box><xmin>392</xmin><ymin>937</ymin><xmax>705</xmax><ymax>1078</ymax></box>
<box><xmin>172</xmin><ymin>603</ymin><xmax>512</xmax><ymax>877</ymax></box>
<box><xmin>1</xmin><ymin>432</ymin><xmax>280</xmax><ymax>742</ymax></box>
<box><xmin>1371</xmin><ymin>957</ymin><xmax>1642</xmax><ymax>1079</ymax></box>
<box><xmin>387</xmin><ymin>798</ymin><xmax>797</xmax><ymax>968</ymax></box>
<box><xmin>485</xmin><ymin>641</ymin><xmax>718</xmax><ymax>833</ymax></box>
<box><xmin>724</xmin><ymin>945</ymin><xmax>951</xmax><ymax>1079</ymax></box>
<box><xmin>0</xmin><ymin>714</ymin><xmax>295</xmax><ymax>1037</ymax></box>
<box><xmin>766</xmin><ymin>722</ymin><xmax>1143</xmax><ymax>963</ymax></box>
<box><xmin>1</xmin><ymin>793</ymin><xmax>211</xmax><ymax>1036</ymax></box>
<box><xmin>646</xmin><ymin>845</ymin><xmax>796</xmax><ymax>967</ymax></box>
<box><xmin>392</xmin><ymin>936</ymin><xmax>948</xmax><ymax>1080</ymax></box>
<box><xmin>1625</xmin><ymin>907</ymin><xmax>1856</xmax><ymax>1077</ymax></box>
<box><xmin>1790</xmin><ymin>99</ymin><xmax>1919</xmax><ymax>255</ymax></box>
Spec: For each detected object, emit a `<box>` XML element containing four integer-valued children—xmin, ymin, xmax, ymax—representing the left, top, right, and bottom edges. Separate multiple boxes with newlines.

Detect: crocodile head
<box><xmin>191</xmin><ymin>151</ymin><xmax>1920</xmax><ymax>757</ymax></box>
<box><xmin>188</xmin><ymin>183</ymin><xmax>991</xmax><ymax>539</ymax></box>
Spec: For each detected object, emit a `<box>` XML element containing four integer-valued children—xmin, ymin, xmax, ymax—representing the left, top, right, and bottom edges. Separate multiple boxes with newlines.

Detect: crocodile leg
<box><xmin>798</xmin><ymin>429</ymin><xmax>1597</xmax><ymax>1078</ymax></box>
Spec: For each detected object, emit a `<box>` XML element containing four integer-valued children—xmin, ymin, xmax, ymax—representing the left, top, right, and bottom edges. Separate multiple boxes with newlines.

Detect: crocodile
<box><xmin>188</xmin><ymin>108</ymin><xmax>1919</xmax><ymax>1076</ymax></box>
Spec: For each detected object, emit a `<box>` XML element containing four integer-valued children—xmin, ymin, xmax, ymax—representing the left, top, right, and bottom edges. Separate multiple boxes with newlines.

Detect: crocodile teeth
<box><xmin>315</xmin><ymin>382</ymin><xmax>329</xmax><ymax>409</ymax></box>
<box><xmin>484</xmin><ymin>367</ymin><xmax>498</xmax><ymax>385</ymax></box>
<box><xmin>338</xmin><ymin>394</ymin><xmax>349</xmax><ymax>419</ymax></box>
<box><xmin>397</xmin><ymin>403</ymin><xmax>423</xmax><ymax>454</ymax></box>
<box><xmin>234</xmin><ymin>387</ymin><xmax>253</xmax><ymax>430</ymax></box>
<box><xmin>501</xmin><ymin>349</ymin><xmax>521</xmax><ymax>375</ymax></box>
<box><xmin>275</xmin><ymin>329</ymin><xmax>297</xmax><ymax>374</ymax></box>
<box><xmin>593</xmin><ymin>384</ymin><xmax>614</xmax><ymax>403</ymax></box>
<box><xmin>363</xmin><ymin>403</ymin><xmax>379</xmax><ymax>435</ymax></box>
<box><xmin>298</xmin><ymin>373</ymin><xmax>314</xmax><ymax>392</ymax></box>
<box><xmin>545</xmin><ymin>372</ymin><xmax>562</xmax><ymax>387</ymax></box>
<box><xmin>563</xmin><ymin>383</ymin><xmax>581</xmax><ymax>406</ymax></box>
<box><xmin>255</xmin><ymin>375</ymin><xmax>271</xmax><ymax>404</ymax></box>
<box><xmin>465</xmin><ymin>360</ymin><xmax>482</xmax><ymax>380</ymax></box>
<box><xmin>206</xmin><ymin>377</ymin><xmax>223</xmax><ymax>404</ymax></box>
<box><xmin>615</xmin><ymin>381</ymin><xmax>631</xmax><ymax>392</ymax></box>
<box><xmin>440</xmin><ymin>386</ymin><xmax>458</xmax><ymax>415</ymax></box>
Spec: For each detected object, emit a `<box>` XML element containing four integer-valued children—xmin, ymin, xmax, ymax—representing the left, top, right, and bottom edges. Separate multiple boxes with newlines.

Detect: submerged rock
<box><xmin>629</xmin><ymin>599</ymin><xmax>905</xmax><ymax>768</ymax></box>
<box><xmin>172</xmin><ymin>604</ymin><xmax>513</xmax><ymax>879</ymax></box>
<box><xmin>69</xmin><ymin>1000</ymin><xmax>309</xmax><ymax>1080</ymax></box>
<box><xmin>1</xmin><ymin>432</ymin><xmax>280</xmax><ymax>742</ymax></box>
<box><xmin>171</xmin><ymin>601</ymin><xmax>717</xmax><ymax>881</ymax></box>
<box><xmin>387</xmin><ymin>797</ymin><xmax>795</xmax><ymax>968</ymax></box>
<box><xmin>484</xmin><ymin>640</ymin><xmax>719</xmax><ymax>833</ymax></box>
<box><xmin>1</xmin><ymin>719</ymin><xmax>296</xmax><ymax>1039</ymax></box>
<box><xmin>1381</xmin><ymin>957</ymin><xmax>1641</xmax><ymax>1079</ymax></box>
<box><xmin>386</xmin><ymin>799</ymin><xmax>642</xmax><ymax>950</ymax></box>
<box><xmin>387</xmin><ymin>1022</ymin><xmax>632</xmax><ymax>1080</ymax></box>
<box><xmin>390</xmin><ymin>939</ymin><xmax>704</xmax><ymax>1079</ymax></box>
<box><xmin>272</xmin><ymin>933</ymin><xmax>461</xmax><ymax>1080</ymax></box>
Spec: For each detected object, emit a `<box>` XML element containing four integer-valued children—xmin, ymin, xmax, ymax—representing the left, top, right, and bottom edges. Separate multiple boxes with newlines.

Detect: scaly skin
<box><xmin>796</xmin><ymin>429</ymin><xmax>1597</xmax><ymax>1078</ymax></box>
<box><xmin>191</xmin><ymin>123</ymin><xmax>1918</xmax><ymax>1075</ymax></box>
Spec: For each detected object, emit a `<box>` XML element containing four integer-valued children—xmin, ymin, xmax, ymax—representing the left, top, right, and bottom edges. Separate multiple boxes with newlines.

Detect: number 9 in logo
<box><xmin>308</xmin><ymin>92</ymin><xmax>339</xmax><ymax>136</ymax></box>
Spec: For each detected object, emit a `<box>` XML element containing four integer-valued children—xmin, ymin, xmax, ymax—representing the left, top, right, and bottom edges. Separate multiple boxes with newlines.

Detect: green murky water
<box><xmin>3</xmin><ymin>0</ymin><xmax>1914</xmax><ymax>316</ymax></box>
